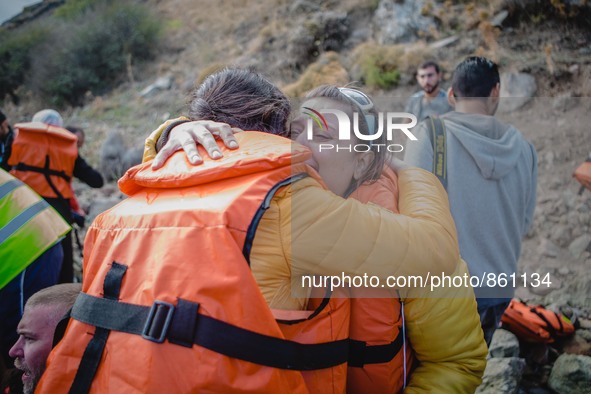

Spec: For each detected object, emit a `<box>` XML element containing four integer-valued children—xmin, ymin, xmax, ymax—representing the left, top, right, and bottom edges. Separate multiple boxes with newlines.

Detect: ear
<box><xmin>447</xmin><ymin>87</ymin><xmax>456</xmax><ymax>107</ymax></box>
<box><xmin>489</xmin><ymin>82</ymin><xmax>501</xmax><ymax>113</ymax></box>
<box><xmin>353</xmin><ymin>151</ymin><xmax>375</xmax><ymax>181</ymax></box>
<box><xmin>490</xmin><ymin>82</ymin><xmax>500</xmax><ymax>98</ymax></box>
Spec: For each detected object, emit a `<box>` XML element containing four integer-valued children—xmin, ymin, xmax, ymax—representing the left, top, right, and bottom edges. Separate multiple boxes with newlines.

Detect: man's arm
<box><xmin>73</xmin><ymin>155</ymin><xmax>103</xmax><ymax>188</ymax></box>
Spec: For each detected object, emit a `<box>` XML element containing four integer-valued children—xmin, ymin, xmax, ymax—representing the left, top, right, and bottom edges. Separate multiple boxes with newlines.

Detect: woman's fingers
<box><xmin>151</xmin><ymin>120</ymin><xmax>241</xmax><ymax>169</ymax></box>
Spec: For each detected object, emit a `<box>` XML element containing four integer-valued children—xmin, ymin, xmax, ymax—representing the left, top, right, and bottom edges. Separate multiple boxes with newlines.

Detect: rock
<box><xmin>490</xmin><ymin>10</ymin><xmax>509</xmax><ymax>28</ymax></box>
<box><xmin>100</xmin><ymin>131</ymin><xmax>127</xmax><ymax>182</ymax></box>
<box><xmin>580</xmin><ymin>320</ymin><xmax>591</xmax><ymax>330</ymax></box>
<box><xmin>288</xmin><ymin>12</ymin><xmax>350</xmax><ymax>68</ymax></box>
<box><xmin>560</xmin><ymin>333</ymin><xmax>591</xmax><ymax>356</ymax></box>
<box><xmin>476</xmin><ymin>357</ymin><xmax>526</xmax><ymax>394</ymax></box>
<box><xmin>289</xmin><ymin>0</ymin><xmax>321</xmax><ymax>14</ymax></box>
<box><xmin>489</xmin><ymin>329</ymin><xmax>520</xmax><ymax>358</ymax></box>
<box><xmin>543</xmin><ymin>272</ymin><xmax>591</xmax><ymax>309</ymax></box>
<box><xmin>578</xmin><ymin>329</ymin><xmax>591</xmax><ymax>340</ymax></box>
<box><xmin>553</xmin><ymin>93</ymin><xmax>579</xmax><ymax>112</ymax></box>
<box><xmin>548</xmin><ymin>354</ymin><xmax>591</xmax><ymax>393</ymax></box>
<box><xmin>373</xmin><ymin>0</ymin><xmax>435</xmax><ymax>44</ymax></box>
<box><xmin>498</xmin><ymin>72</ymin><xmax>537</xmax><ymax>113</ymax></box>
<box><xmin>530</xmin><ymin>276</ymin><xmax>561</xmax><ymax>296</ymax></box>
<box><xmin>538</xmin><ymin>238</ymin><xmax>561</xmax><ymax>257</ymax></box>
<box><xmin>549</xmin><ymin>225</ymin><xmax>570</xmax><ymax>248</ymax></box>
<box><xmin>121</xmin><ymin>147</ymin><xmax>143</xmax><ymax>174</ymax></box>
<box><xmin>558</xmin><ymin>267</ymin><xmax>570</xmax><ymax>275</ymax></box>
<box><xmin>569</xmin><ymin>235</ymin><xmax>591</xmax><ymax>258</ymax></box>
<box><xmin>428</xmin><ymin>35</ymin><xmax>460</xmax><ymax>49</ymax></box>
<box><xmin>140</xmin><ymin>75</ymin><xmax>174</xmax><ymax>98</ymax></box>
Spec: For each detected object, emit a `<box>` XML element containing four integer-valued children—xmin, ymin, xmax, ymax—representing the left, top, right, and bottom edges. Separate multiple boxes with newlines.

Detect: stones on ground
<box><xmin>489</xmin><ymin>329</ymin><xmax>520</xmax><ymax>358</ymax></box>
<box><xmin>538</xmin><ymin>238</ymin><xmax>561</xmax><ymax>257</ymax></box>
<box><xmin>498</xmin><ymin>72</ymin><xmax>537</xmax><ymax>113</ymax></box>
<box><xmin>476</xmin><ymin>357</ymin><xmax>526</xmax><ymax>394</ymax></box>
<box><xmin>100</xmin><ymin>131</ymin><xmax>127</xmax><ymax>182</ymax></box>
<box><xmin>373</xmin><ymin>0</ymin><xmax>435</xmax><ymax>44</ymax></box>
<box><xmin>569</xmin><ymin>234</ymin><xmax>591</xmax><ymax>258</ymax></box>
<box><xmin>559</xmin><ymin>333</ymin><xmax>591</xmax><ymax>356</ymax></box>
<box><xmin>548</xmin><ymin>354</ymin><xmax>591</xmax><ymax>394</ymax></box>
<box><xmin>490</xmin><ymin>10</ymin><xmax>509</xmax><ymax>28</ymax></box>
<box><xmin>140</xmin><ymin>75</ymin><xmax>174</xmax><ymax>98</ymax></box>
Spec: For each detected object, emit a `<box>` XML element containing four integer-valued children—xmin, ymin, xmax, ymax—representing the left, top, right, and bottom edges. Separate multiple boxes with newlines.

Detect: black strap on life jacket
<box><xmin>242</xmin><ymin>172</ymin><xmax>308</xmax><ymax>264</ymax></box>
<box><xmin>426</xmin><ymin>116</ymin><xmax>447</xmax><ymax>190</ymax></box>
<box><xmin>348</xmin><ymin>330</ymin><xmax>404</xmax><ymax>367</ymax></box>
<box><xmin>69</xmin><ymin>262</ymin><xmax>127</xmax><ymax>394</ymax></box>
<box><xmin>13</xmin><ymin>155</ymin><xmax>71</xmax><ymax>199</ymax></box>
<box><xmin>69</xmin><ymin>263</ymin><xmax>349</xmax><ymax>379</ymax></box>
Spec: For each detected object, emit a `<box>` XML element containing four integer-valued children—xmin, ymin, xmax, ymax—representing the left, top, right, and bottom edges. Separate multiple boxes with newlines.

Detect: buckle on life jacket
<box><xmin>142</xmin><ymin>300</ymin><xmax>175</xmax><ymax>343</ymax></box>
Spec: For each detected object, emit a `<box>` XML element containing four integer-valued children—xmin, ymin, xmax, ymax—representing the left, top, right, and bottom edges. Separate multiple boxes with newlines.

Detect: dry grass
<box><xmin>282</xmin><ymin>52</ymin><xmax>349</xmax><ymax>97</ymax></box>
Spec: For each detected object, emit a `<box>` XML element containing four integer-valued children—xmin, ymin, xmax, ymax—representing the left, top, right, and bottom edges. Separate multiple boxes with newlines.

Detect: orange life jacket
<box><xmin>38</xmin><ymin>132</ymin><xmax>350</xmax><ymax>394</ymax></box>
<box><xmin>8</xmin><ymin>122</ymin><xmax>77</xmax><ymax>199</ymax></box>
<box><xmin>501</xmin><ymin>299</ymin><xmax>575</xmax><ymax>343</ymax></box>
<box><xmin>573</xmin><ymin>155</ymin><xmax>591</xmax><ymax>194</ymax></box>
<box><xmin>346</xmin><ymin>166</ymin><xmax>415</xmax><ymax>394</ymax></box>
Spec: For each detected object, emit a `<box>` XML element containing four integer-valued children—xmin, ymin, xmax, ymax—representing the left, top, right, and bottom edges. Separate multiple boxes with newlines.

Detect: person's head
<box><xmin>450</xmin><ymin>56</ymin><xmax>501</xmax><ymax>115</ymax></box>
<box><xmin>31</xmin><ymin>109</ymin><xmax>63</xmax><ymax>128</ymax></box>
<box><xmin>293</xmin><ymin>85</ymin><xmax>385</xmax><ymax>197</ymax></box>
<box><xmin>188</xmin><ymin>68</ymin><xmax>291</xmax><ymax>136</ymax></box>
<box><xmin>0</xmin><ymin>110</ymin><xmax>10</xmax><ymax>138</ymax></box>
<box><xmin>416</xmin><ymin>61</ymin><xmax>443</xmax><ymax>97</ymax></box>
<box><xmin>9</xmin><ymin>283</ymin><xmax>81</xmax><ymax>394</ymax></box>
<box><xmin>66</xmin><ymin>126</ymin><xmax>85</xmax><ymax>148</ymax></box>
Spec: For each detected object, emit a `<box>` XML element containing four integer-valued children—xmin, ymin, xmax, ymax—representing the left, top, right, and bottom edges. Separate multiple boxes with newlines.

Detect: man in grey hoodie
<box><xmin>404</xmin><ymin>56</ymin><xmax>538</xmax><ymax>346</ymax></box>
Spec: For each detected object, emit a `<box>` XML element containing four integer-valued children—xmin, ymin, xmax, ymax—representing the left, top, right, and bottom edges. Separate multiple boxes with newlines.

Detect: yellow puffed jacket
<box><xmin>144</xmin><ymin>120</ymin><xmax>486</xmax><ymax>392</ymax></box>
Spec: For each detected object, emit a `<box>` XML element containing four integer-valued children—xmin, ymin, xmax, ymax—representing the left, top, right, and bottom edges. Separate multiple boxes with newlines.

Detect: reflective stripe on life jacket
<box><xmin>38</xmin><ymin>131</ymin><xmax>347</xmax><ymax>394</ymax></box>
<box><xmin>0</xmin><ymin>169</ymin><xmax>70</xmax><ymax>289</ymax></box>
<box><xmin>346</xmin><ymin>166</ymin><xmax>415</xmax><ymax>394</ymax></box>
<box><xmin>8</xmin><ymin>122</ymin><xmax>77</xmax><ymax>199</ymax></box>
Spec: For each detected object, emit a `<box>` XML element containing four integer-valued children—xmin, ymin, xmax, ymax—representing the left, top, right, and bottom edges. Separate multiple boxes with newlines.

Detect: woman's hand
<box><xmin>152</xmin><ymin>121</ymin><xmax>241</xmax><ymax>170</ymax></box>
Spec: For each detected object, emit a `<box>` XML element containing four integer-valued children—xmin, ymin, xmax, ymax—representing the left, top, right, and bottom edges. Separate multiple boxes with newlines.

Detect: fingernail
<box><xmin>212</xmin><ymin>151</ymin><xmax>222</xmax><ymax>159</ymax></box>
<box><xmin>229</xmin><ymin>141</ymin><xmax>238</xmax><ymax>149</ymax></box>
<box><xmin>191</xmin><ymin>155</ymin><xmax>201</xmax><ymax>163</ymax></box>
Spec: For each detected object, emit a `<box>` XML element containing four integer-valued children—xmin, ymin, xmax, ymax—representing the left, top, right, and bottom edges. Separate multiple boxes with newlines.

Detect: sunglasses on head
<box><xmin>337</xmin><ymin>87</ymin><xmax>376</xmax><ymax>135</ymax></box>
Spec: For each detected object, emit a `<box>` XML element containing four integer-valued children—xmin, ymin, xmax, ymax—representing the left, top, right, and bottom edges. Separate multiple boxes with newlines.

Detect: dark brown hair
<box><xmin>188</xmin><ymin>68</ymin><xmax>290</xmax><ymax>136</ymax></box>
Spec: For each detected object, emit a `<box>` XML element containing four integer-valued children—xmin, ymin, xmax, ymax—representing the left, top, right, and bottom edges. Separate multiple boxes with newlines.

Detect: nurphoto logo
<box><xmin>304</xmin><ymin>108</ymin><xmax>418</xmax><ymax>153</ymax></box>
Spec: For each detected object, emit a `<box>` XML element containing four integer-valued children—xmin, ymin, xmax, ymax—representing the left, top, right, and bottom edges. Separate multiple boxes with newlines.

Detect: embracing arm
<box><xmin>287</xmin><ymin>168</ymin><xmax>459</xmax><ymax>281</ymax></box>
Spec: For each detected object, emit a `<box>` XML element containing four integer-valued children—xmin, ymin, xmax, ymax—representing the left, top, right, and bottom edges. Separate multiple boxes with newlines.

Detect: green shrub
<box><xmin>0</xmin><ymin>25</ymin><xmax>48</xmax><ymax>103</ymax></box>
<box><xmin>353</xmin><ymin>44</ymin><xmax>402</xmax><ymax>90</ymax></box>
<box><xmin>54</xmin><ymin>0</ymin><xmax>112</xmax><ymax>20</ymax></box>
<box><xmin>28</xmin><ymin>1</ymin><xmax>161</xmax><ymax>106</ymax></box>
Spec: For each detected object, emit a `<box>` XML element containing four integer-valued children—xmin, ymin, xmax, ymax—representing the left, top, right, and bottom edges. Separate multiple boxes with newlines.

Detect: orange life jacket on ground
<box><xmin>501</xmin><ymin>299</ymin><xmax>575</xmax><ymax>343</ymax></box>
<box><xmin>346</xmin><ymin>166</ymin><xmax>415</xmax><ymax>394</ymax></box>
<box><xmin>38</xmin><ymin>132</ymin><xmax>349</xmax><ymax>394</ymax></box>
<box><xmin>8</xmin><ymin>122</ymin><xmax>77</xmax><ymax>199</ymax></box>
<box><xmin>574</xmin><ymin>155</ymin><xmax>591</xmax><ymax>194</ymax></box>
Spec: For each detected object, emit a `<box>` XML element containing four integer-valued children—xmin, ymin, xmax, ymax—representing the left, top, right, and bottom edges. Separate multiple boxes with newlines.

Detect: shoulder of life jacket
<box><xmin>38</xmin><ymin>131</ymin><xmax>350</xmax><ymax>394</ymax></box>
<box><xmin>8</xmin><ymin>122</ymin><xmax>78</xmax><ymax>199</ymax></box>
<box><xmin>500</xmin><ymin>299</ymin><xmax>575</xmax><ymax>343</ymax></box>
<box><xmin>0</xmin><ymin>168</ymin><xmax>70</xmax><ymax>289</ymax></box>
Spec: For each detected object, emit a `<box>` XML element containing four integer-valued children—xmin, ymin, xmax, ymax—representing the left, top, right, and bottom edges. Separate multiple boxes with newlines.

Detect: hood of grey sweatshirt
<box><xmin>441</xmin><ymin>111</ymin><xmax>525</xmax><ymax>180</ymax></box>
